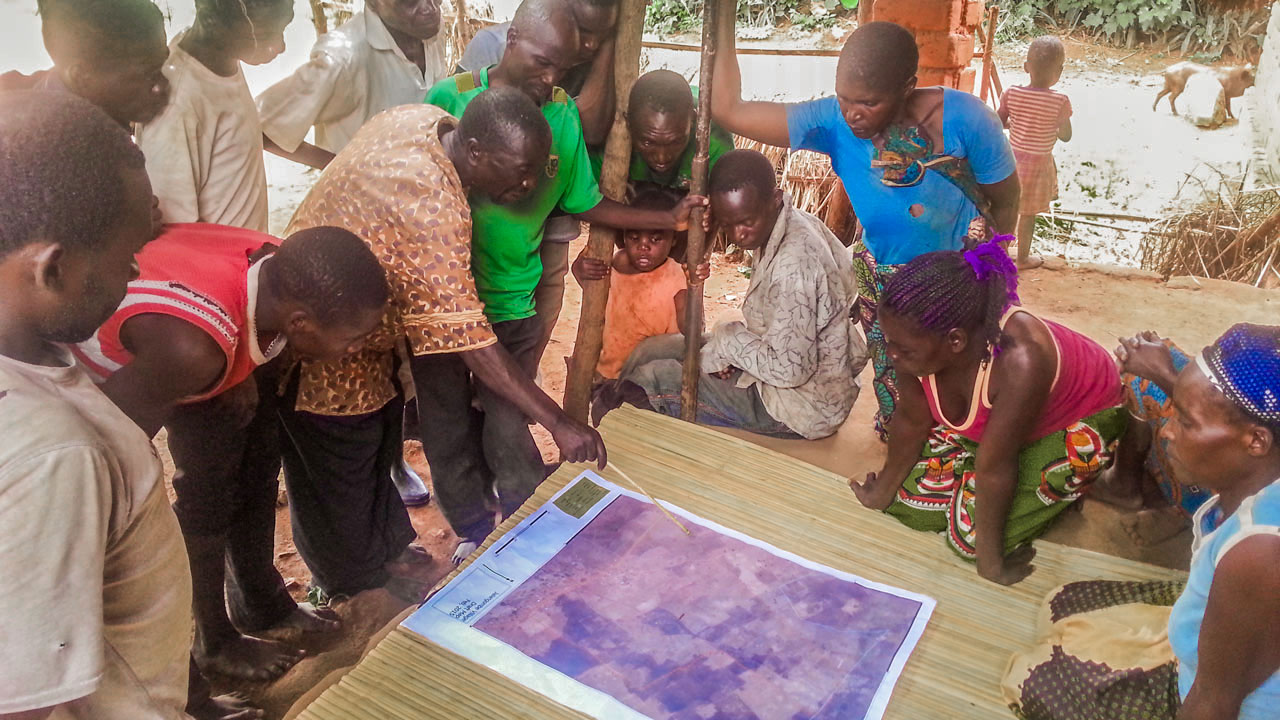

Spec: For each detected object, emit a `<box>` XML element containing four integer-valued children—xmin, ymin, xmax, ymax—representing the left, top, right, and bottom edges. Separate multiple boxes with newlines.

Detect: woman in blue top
<box><xmin>711</xmin><ymin>13</ymin><xmax>1020</xmax><ymax>438</ymax></box>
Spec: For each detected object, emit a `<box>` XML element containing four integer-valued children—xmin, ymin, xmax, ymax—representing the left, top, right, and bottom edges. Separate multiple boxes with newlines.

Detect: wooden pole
<box><xmin>979</xmin><ymin>5</ymin><xmax>999</xmax><ymax>103</ymax></box>
<box><xmin>562</xmin><ymin>0</ymin><xmax>647</xmax><ymax>421</ymax></box>
<box><xmin>679</xmin><ymin>0</ymin><xmax>722</xmax><ymax>422</ymax></box>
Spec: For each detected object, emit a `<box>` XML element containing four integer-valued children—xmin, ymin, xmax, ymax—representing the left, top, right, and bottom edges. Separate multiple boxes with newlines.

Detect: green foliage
<box><xmin>645</xmin><ymin>0</ymin><xmax>855</xmax><ymax>36</ymax></box>
<box><xmin>994</xmin><ymin>0</ymin><xmax>1267</xmax><ymax>59</ymax></box>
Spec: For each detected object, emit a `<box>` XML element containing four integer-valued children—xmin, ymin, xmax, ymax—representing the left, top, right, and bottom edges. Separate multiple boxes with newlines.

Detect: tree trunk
<box><xmin>561</xmin><ymin>0</ymin><xmax>647</xmax><ymax>421</ymax></box>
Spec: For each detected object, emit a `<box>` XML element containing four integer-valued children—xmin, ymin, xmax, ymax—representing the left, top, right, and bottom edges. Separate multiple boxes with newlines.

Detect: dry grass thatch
<box><xmin>1139</xmin><ymin>173</ymin><xmax>1280</xmax><ymax>288</ymax></box>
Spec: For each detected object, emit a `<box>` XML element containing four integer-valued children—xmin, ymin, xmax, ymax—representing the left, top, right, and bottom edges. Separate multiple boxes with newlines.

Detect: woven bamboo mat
<box><xmin>296</xmin><ymin>407</ymin><xmax>1186</xmax><ymax>720</ymax></box>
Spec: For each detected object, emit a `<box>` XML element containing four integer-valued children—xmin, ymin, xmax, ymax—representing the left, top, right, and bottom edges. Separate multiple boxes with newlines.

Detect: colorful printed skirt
<box><xmin>884</xmin><ymin>407</ymin><xmax>1128</xmax><ymax>558</ymax></box>
<box><xmin>1122</xmin><ymin>343</ymin><xmax>1212</xmax><ymax>516</ymax></box>
<box><xmin>1004</xmin><ymin>579</ymin><xmax>1184</xmax><ymax>720</ymax></box>
<box><xmin>850</xmin><ymin>239</ymin><xmax>902</xmax><ymax>440</ymax></box>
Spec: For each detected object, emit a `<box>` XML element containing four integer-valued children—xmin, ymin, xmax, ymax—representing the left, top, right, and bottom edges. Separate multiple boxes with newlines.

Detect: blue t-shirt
<box><xmin>787</xmin><ymin>88</ymin><xmax>1015</xmax><ymax>265</ymax></box>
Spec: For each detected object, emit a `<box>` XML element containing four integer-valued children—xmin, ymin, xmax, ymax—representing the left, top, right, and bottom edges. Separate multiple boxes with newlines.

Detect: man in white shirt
<box><xmin>135</xmin><ymin>0</ymin><xmax>294</xmax><ymax>232</ymax></box>
<box><xmin>0</xmin><ymin>91</ymin><xmax>192</xmax><ymax>720</ymax></box>
<box><xmin>257</xmin><ymin>0</ymin><xmax>449</xmax><ymax>169</ymax></box>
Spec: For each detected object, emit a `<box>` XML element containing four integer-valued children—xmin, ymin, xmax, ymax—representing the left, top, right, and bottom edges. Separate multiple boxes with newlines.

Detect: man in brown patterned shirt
<box><xmin>279</xmin><ymin>87</ymin><xmax>606</xmax><ymax>598</ymax></box>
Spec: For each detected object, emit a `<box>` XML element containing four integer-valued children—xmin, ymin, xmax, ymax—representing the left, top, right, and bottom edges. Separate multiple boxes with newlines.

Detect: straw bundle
<box><xmin>295</xmin><ymin>407</ymin><xmax>1184</xmax><ymax>720</ymax></box>
<box><xmin>1139</xmin><ymin>176</ymin><xmax>1280</xmax><ymax>288</ymax></box>
<box><xmin>444</xmin><ymin>0</ymin><xmax>484</xmax><ymax>70</ymax></box>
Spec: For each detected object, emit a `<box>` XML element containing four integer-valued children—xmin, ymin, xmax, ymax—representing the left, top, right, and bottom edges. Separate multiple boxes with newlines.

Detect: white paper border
<box><xmin>403</xmin><ymin>470</ymin><xmax>936</xmax><ymax>720</ymax></box>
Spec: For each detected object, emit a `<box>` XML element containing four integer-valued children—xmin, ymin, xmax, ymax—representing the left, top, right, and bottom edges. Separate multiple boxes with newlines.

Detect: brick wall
<box><xmin>871</xmin><ymin>0</ymin><xmax>984</xmax><ymax>91</ymax></box>
<box><xmin>1250</xmin><ymin>3</ymin><xmax>1280</xmax><ymax>184</ymax></box>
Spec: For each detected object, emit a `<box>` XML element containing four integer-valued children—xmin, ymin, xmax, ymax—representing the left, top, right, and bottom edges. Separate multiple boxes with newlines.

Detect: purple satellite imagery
<box><xmin>473</xmin><ymin>495</ymin><xmax>928</xmax><ymax>719</ymax></box>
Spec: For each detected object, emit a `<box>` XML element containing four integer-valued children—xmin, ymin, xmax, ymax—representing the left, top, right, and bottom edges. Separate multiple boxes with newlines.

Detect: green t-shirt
<box><xmin>588</xmin><ymin>88</ymin><xmax>735</xmax><ymax>190</ymax></box>
<box><xmin>426</xmin><ymin>67</ymin><xmax>604</xmax><ymax>323</ymax></box>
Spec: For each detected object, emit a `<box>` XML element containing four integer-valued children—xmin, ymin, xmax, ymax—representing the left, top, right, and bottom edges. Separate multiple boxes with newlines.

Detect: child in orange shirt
<box><xmin>998</xmin><ymin>35</ymin><xmax>1073</xmax><ymax>270</ymax></box>
<box><xmin>572</xmin><ymin>190</ymin><xmax>710</xmax><ymax>379</ymax></box>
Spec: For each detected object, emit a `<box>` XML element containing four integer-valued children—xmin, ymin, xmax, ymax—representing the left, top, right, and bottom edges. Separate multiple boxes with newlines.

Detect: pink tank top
<box><xmin>921</xmin><ymin>308</ymin><xmax>1121</xmax><ymax>443</ymax></box>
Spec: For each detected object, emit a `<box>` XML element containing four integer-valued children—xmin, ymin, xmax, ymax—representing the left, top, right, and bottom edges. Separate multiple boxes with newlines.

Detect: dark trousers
<box><xmin>412</xmin><ymin>316</ymin><xmax>545</xmax><ymax>542</ymax></box>
<box><xmin>277</xmin><ymin>371</ymin><xmax>415</xmax><ymax>596</ymax></box>
<box><xmin>167</xmin><ymin>368</ymin><xmax>296</xmax><ymax>632</ymax></box>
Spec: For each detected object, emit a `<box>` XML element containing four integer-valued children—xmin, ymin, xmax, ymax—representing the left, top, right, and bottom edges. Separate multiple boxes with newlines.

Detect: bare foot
<box><xmin>1017</xmin><ymin>254</ymin><xmax>1044</xmax><ymax>270</ymax></box>
<box><xmin>271</xmin><ymin>603</ymin><xmax>340</xmax><ymax>634</ymax></box>
<box><xmin>188</xmin><ymin>692</ymin><xmax>264</xmax><ymax>720</ymax></box>
<box><xmin>849</xmin><ymin>471</ymin><xmax>898</xmax><ymax>511</ymax></box>
<box><xmin>1122</xmin><ymin>506</ymin><xmax>1190</xmax><ymax>547</ymax></box>
<box><xmin>1087</xmin><ymin>467</ymin><xmax>1146</xmax><ymax>511</ymax></box>
<box><xmin>195</xmin><ymin>634</ymin><xmax>304</xmax><ymax>682</ymax></box>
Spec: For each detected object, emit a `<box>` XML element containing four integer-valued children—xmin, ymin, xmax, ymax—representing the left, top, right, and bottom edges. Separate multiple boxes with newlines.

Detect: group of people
<box><xmin>0</xmin><ymin>0</ymin><xmax>1275</xmax><ymax>718</ymax></box>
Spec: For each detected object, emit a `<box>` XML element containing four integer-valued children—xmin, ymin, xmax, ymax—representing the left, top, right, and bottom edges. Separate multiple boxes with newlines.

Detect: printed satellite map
<box><xmin>474</xmin><ymin>495</ymin><xmax>928</xmax><ymax>719</ymax></box>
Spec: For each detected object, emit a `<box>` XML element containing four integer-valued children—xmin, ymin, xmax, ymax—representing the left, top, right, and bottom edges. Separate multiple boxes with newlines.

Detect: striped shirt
<box><xmin>1003</xmin><ymin>85</ymin><xmax>1072</xmax><ymax>155</ymax></box>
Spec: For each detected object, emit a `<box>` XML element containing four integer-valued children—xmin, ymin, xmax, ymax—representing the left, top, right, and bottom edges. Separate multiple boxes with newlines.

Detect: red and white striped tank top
<box><xmin>1004</xmin><ymin>85</ymin><xmax>1072</xmax><ymax>155</ymax></box>
<box><xmin>72</xmin><ymin>223</ymin><xmax>285</xmax><ymax>402</ymax></box>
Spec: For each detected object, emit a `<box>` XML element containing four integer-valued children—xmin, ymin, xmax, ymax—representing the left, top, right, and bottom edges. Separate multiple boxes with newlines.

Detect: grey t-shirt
<box><xmin>458</xmin><ymin>22</ymin><xmax>509</xmax><ymax>72</ymax></box>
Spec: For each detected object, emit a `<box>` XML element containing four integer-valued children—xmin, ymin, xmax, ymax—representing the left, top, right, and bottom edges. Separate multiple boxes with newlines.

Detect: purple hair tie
<box><xmin>963</xmin><ymin>235</ymin><xmax>1021</xmax><ymax>307</ymax></box>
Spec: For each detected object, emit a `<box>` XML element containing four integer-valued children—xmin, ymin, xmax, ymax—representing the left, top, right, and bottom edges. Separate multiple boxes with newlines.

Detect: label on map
<box><xmin>554</xmin><ymin>478</ymin><xmax>609</xmax><ymax>518</ymax></box>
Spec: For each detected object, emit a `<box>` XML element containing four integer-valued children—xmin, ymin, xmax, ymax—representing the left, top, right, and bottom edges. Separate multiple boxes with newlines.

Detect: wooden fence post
<box><xmin>679</xmin><ymin>0</ymin><xmax>723</xmax><ymax>422</ymax></box>
<box><xmin>562</xmin><ymin>0</ymin><xmax>647</xmax><ymax>421</ymax></box>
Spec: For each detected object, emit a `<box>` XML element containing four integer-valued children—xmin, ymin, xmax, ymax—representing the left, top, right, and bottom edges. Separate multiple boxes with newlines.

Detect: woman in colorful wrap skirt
<box><xmin>850</xmin><ymin>238</ymin><xmax>1126</xmax><ymax>585</ymax></box>
<box><xmin>1005</xmin><ymin>323</ymin><xmax>1280</xmax><ymax>720</ymax></box>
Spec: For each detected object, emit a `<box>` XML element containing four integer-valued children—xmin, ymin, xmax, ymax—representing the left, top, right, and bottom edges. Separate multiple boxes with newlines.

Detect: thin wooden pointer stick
<box><xmin>605</xmin><ymin>461</ymin><xmax>691</xmax><ymax>536</ymax></box>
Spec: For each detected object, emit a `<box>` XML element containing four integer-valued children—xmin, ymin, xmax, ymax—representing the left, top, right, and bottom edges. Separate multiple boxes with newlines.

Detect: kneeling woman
<box><xmin>852</xmin><ymin>239</ymin><xmax>1125</xmax><ymax>584</ymax></box>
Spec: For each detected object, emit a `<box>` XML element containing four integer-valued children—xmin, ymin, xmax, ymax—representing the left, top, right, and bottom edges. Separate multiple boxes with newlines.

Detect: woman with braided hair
<box><xmin>851</xmin><ymin>237</ymin><xmax>1126</xmax><ymax>585</ymax></box>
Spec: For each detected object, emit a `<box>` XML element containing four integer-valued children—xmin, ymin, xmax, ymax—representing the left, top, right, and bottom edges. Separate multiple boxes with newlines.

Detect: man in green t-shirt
<box><xmin>589</xmin><ymin>69</ymin><xmax>735</xmax><ymax>193</ymax></box>
<box><xmin>421</xmin><ymin>0</ymin><xmax>703</xmax><ymax>561</ymax></box>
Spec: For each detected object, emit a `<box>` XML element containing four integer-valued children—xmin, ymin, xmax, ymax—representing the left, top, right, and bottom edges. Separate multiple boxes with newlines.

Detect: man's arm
<box><xmin>574</xmin><ymin>37</ymin><xmax>616</xmax><ymax>147</ymax></box>
<box><xmin>702</xmin><ymin>265</ymin><xmax>822</xmax><ymax>386</ymax></box>
<box><xmin>1178</xmin><ymin>536</ymin><xmax>1280</xmax><ymax>720</ymax></box>
<box><xmin>708</xmin><ymin>0</ymin><xmax>790</xmax><ymax>147</ymax></box>
<box><xmin>459</xmin><ymin>343</ymin><xmax>606</xmax><ymax>467</ymax></box>
<box><xmin>263</xmin><ymin>135</ymin><xmax>335</xmax><ymax>170</ymax></box>
<box><xmin>576</xmin><ymin>195</ymin><xmax>706</xmax><ymax>232</ymax></box>
<box><xmin>99</xmin><ymin>314</ymin><xmax>227</xmax><ymax>437</ymax></box>
<box><xmin>256</xmin><ymin>43</ymin><xmax>354</xmax><ymax>165</ymax></box>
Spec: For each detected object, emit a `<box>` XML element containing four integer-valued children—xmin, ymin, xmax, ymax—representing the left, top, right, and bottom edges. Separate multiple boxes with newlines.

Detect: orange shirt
<box><xmin>598</xmin><ymin>259</ymin><xmax>686</xmax><ymax>379</ymax></box>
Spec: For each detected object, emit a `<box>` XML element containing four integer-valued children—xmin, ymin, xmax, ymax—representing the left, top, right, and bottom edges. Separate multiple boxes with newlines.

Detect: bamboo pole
<box><xmin>678</xmin><ymin>0</ymin><xmax>722</xmax><ymax>422</ymax></box>
<box><xmin>562</xmin><ymin>0</ymin><xmax>647</xmax><ymax>421</ymax></box>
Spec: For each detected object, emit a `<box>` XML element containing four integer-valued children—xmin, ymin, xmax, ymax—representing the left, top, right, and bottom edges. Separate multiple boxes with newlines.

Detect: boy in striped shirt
<box><xmin>998</xmin><ymin>35</ymin><xmax>1073</xmax><ymax>269</ymax></box>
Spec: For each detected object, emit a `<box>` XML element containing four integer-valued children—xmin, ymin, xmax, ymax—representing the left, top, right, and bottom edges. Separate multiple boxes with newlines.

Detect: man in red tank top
<box><xmin>72</xmin><ymin>223</ymin><xmax>388</xmax><ymax>683</ymax></box>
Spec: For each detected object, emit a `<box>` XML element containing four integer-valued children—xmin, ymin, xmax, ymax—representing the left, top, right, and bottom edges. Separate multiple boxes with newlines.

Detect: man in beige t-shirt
<box><xmin>0</xmin><ymin>92</ymin><xmax>193</xmax><ymax>719</ymax></box>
